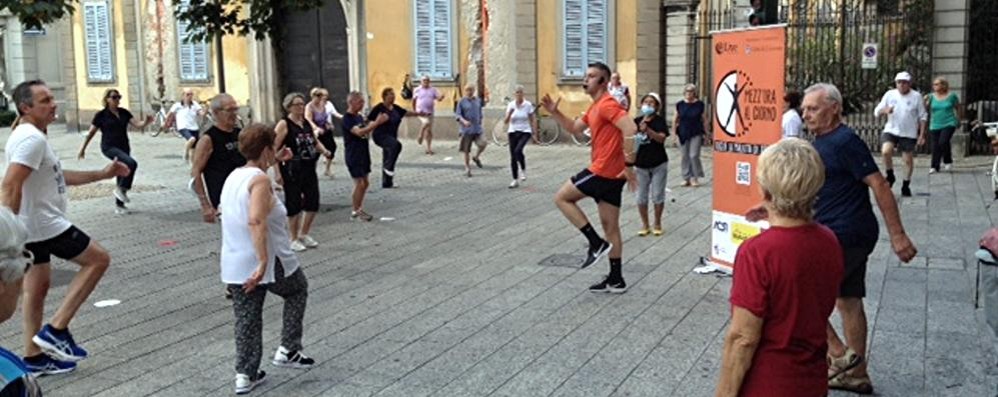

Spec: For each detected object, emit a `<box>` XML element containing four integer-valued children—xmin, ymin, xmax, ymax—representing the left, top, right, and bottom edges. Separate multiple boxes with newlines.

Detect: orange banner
<box><xmin>709</xmin><ymin>26</ymin><xmax>786</xmax><ymax>268</ymax></box>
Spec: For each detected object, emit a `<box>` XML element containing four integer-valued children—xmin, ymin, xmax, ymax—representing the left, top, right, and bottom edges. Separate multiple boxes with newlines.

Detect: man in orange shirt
<box><xmin>541</xmin><ymin>62</ymin><xmax>637</xmax><ymax>293</ymax></box>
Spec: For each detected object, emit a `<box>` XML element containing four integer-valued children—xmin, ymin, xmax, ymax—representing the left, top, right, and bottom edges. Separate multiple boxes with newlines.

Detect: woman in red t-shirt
<box><xmin>714</xmin><ymin>138</ymin><xmax>844</xmax><ymax>397</ymax></box>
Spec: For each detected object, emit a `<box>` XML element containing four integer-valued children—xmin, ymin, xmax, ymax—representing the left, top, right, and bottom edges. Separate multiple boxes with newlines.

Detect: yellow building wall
<box><xmin>537</xmin><ymin>0</ymin><xmax>638</xmax><ymax>118</ymax></box>
<box><xmin>73</xmin><ymin>1</ymin><xmax>252</xmax><ymax>115</ymax></box>
<box><xmin>72</xmin><ymin>0</ymin><xmax>131</xmax><ymax>110</ymax></box>
<box><xmin>365</xmin><ymin>0</ymin><xmax>468</xmax><ymax>112</ymax></box>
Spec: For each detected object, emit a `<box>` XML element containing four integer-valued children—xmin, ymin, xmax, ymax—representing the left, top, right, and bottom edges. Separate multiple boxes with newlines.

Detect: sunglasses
<box><xmin>110</xmin><ymin>95</ymin><xmax>122</xmax><ymax>100</ymax></box>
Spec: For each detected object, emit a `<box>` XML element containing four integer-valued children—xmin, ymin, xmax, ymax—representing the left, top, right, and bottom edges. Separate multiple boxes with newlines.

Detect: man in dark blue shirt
<box><xmin>747</xmin><ymin>83</ymin><xmax>917</xmax><ymax>395</ymax></box>
<box><xmin>804</xmin><ymin>83</ymin><xmax>916</xmax><ymax>394</ymax></box>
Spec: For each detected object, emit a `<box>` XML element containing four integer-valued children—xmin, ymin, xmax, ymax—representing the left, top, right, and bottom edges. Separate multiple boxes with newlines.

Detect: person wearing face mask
<box><xmin>632</xmin><ymin>93</ymin><xmax>669</xmax><ymax>237</ymax></box>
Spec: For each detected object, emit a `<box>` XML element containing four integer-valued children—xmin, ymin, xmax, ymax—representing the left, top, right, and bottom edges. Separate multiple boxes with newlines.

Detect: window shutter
<box><xmin>563</xmin><ymin>0</ymin><xmax>585</xmax><ymax>77</ymax></box>
<box><xmin>586</xmin><ymin>0</ymin><xmax>607</xmax><ymax>66</ymax></box>
<box><xmin>414</xmin><ymin>0</ymin><xmax>453</xmax><ymax>79</ymax></box>
<box><xmin>177</xmin><ymin>0</ymin><xmax>210</xmax><ymax>81</ymax></box>
<box><xmin>562</xmin><ymin>0</ymin><xmax>608</xmax><ymax>78</ymax></box>
<box><xmin>83</xmin><ymin>1</ymin><xmax>114</xmax><ymax>82</ymax></box>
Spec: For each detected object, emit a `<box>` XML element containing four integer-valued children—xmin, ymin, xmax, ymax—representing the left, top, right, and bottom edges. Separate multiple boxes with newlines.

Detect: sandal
<box><xmin>637</xmin><ymin>229</ymin><xmax>650</xmax><ymax>237</ymax></box>
<box><xmin>829</xmin><ymin>372</ymin><xmax>874</xmax><ymax>395</ymax></box>
<box><xmin>827</xmin><ymin>347</ymin><xmax>863</xmax><ymax>379</ymax></box>
<box><xmin>652</xmin><ymin>228</ymin><xmax>663</xmax><ymax>236</ymax></box>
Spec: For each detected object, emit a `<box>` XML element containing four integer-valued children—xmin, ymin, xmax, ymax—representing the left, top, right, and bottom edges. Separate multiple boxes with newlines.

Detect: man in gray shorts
<box><xmin>874</xmin><ymin>71</ymin><xmax>927</xmax><ymax>197</ymax></box>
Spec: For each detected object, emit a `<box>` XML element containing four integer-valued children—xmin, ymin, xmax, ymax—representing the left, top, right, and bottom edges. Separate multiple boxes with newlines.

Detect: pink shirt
<box><xmin>414</xmin><ymin>86</ymin><xmax>440</xmax><ymax>114</ymax></box>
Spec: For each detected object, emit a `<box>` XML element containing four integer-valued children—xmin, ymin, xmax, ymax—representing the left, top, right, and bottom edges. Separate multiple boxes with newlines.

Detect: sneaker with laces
<box><xmin>235</xmin><ymin>371</ymin><xmax>266</xmax><ymax>395</ymax></box>
<box><xmin>580</xmin><ymin>240</ymin><xmax>612</xmax><ymax>269</ymax></box>
<box><xmin>290</xmin><ymin>240</ymin><xmax>307</xmax><ymax>252</ymax></box>
<box><xmin>272</xmin><ymin>346</ymin><xmax>315</xmax><ymax>369</ymax></box>
<box><xmin>351</xmin><ymin>210</ymin><xmax>373</xmax><ymax>222</ymax></box>
<box><xmin>32</xmin><ymin>324</ymin><xmax>87</xmax><ymax>362</ymax></box>
<box><xmin>23</xmin><ymin>354</ymin><xmax>77</xmax><ymax>376</ymax></box>
<box><xmin>589</xmin><ymin>276</ymin><xmax>627</xmax><ymax>294</ymax></box>
<box><xmin>300</xmin><ymin>235</ymin><xmax>319</xmax><ymax>248</ymax></box>
<box><xmin>508</xmin><ymin>180</ymin><xmax>519</xmax><ymax>189</ymax></box>
<box><xmin>113</xmin><ymin>188</ymin><xmax>130</xmax><ymax>203</ymax></box>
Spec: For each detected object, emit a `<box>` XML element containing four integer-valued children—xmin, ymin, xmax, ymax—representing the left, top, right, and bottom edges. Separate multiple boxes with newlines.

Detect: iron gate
<box><xmin>687</xmin><ymin>0</ymin><xmax>934</xmax><ymax>151</ymax></box>
<box><xmin>966</xmin><ymin>0</ymin><xmax>998</xmax><ymax>155</ymax></box>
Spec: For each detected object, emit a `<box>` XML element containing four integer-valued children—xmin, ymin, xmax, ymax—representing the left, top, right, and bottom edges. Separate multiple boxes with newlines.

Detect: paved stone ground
<box><xmin>1</xmin><ymin>126</ymin><xmax>997</xmax><ymax>396</ymax></box>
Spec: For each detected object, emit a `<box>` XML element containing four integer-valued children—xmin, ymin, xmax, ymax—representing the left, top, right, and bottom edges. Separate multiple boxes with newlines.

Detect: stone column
<box><xmin>636</xmin><ymin>0</ymin><xmax>663</xmax><ymax>103</ymax></box>
<box><xmin>664</xmin><ymin>0</ymin><xmax>698</xmax><ymax>122</ymax></box>
<box><xmin>933</xmin><ymin>0</ymin><xmax>970</xmax><ymax>157</ymax></box>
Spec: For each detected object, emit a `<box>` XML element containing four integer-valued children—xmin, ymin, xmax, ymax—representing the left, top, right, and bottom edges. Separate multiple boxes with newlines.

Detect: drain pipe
<box><xmin>133</xmin><ymin>0</ymin><xmax>147</xmax><ymax>119</ymax></box>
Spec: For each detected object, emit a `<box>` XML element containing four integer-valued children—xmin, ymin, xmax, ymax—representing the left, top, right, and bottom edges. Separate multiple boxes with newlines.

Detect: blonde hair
<box><xmin>309</xmin><ymin>87</ymin><xmax>328</xmax><ymax>98</ymax></box>
<box><xmin>933</xmin><ymin>76</ymin><xmax>949</xmax><ymax>91</ymax></box>
<box><xmin>756</xmin><ymin>138</ymin><xmax>825</xmax><ymax>221</ymax></box>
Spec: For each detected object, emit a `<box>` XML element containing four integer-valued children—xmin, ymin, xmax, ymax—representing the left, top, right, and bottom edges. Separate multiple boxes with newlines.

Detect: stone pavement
<box><xmin>0</xmin><ymin>125</ymin><xmax>997</xmax><ymax>396</ymax></box>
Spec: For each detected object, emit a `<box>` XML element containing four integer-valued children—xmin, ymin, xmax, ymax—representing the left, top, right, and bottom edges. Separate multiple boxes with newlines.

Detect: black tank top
<box><xmin>281</xmin><ymin>117</ymin><xmax>319</xmax><ymax>163</ymax></box>
<box><xmin>203</xmin><ymin>126</ymin><xmax>246</xmax><ymax>207</ymax></box>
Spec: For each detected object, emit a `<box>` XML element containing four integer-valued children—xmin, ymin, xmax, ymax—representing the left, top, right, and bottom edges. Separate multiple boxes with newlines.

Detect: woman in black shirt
<box><xmin>78</xmin><ymin>89</ymin><xmax>153</xmax><ymax>214</ymax></box>
<box><xmin>632</xmin><ymin>93</ymin><xmax>669</xmax><ymax>236</ymax></box>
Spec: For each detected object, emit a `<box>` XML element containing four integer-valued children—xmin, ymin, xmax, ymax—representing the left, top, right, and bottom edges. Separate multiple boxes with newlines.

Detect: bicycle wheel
<box><xmin>150</xmin><ymin>113</ymin><xmax>165</xmax><ymax>137</ymax></box>
<box><xmin>491</xmin><ymin>119</ymin><xmax>509</xmax><ymax>146</ymax></box>
<box><xmin>535</xmin><ymin>120</ymin><xmax>560</xmax><ymax>146</ymax></box>
<box><xmin>571</xmin><ymin>128</ymin><xmax>592</xmax><ymax>146</ymax></box>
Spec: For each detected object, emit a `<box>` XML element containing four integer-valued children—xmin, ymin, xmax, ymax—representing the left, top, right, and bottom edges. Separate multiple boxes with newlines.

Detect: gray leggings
<box><xmin>635</xmin><ymin>162</ymin><xmax>668</xmax><ymax>205</ymax></box>
<box><xmin>230</xmin><ymin>260</ymin><xmax>308</xmax><ymax>376</ymax></box>
<box><xmin>681</xmin><ymin>135</ymin><xmax>705</xmax><ymax>180</ymax></box>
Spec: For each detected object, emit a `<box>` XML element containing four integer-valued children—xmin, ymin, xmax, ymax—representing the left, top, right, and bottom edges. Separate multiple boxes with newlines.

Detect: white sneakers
<box><xmin>291</xmin><ymin>236</ymin><xmax>318</xmax><ymax>252</ymax></box>
<box><xmin>944</xmin><ymin>164</ymin><xmax>952</xmax><ymax>171</ymax></box>
<box><xmin>113</xmin><ymin>188</ymin><xmax>130</xmax><ymax>203</ymax></box>
<box><xmin>509</xmin><ymin>180</ymin><xmax>519</xmax><ymax>189</ymax></box>
<box><xmin>300</xmin><ymin>235</ymin><xmax>319</xmax><ymax>248</ymax></box>
<box><xmin>235</xmin><ymin>371</ymin><xmax>266</xmax><ymax>395</ymax></box>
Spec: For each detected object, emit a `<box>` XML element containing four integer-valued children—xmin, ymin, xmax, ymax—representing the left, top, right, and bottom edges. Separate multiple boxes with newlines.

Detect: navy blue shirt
<box><xmin>676</xmin><ymin>100</ymin><xmax>705</xmax><ymax>143</ymax></box>
<box><xmin>368</xmin><ymin>103</ymin><xmax>407</xmax><ymax>140</ymax></box>
<box><xmin>342</xmin><ymin>113</ymin><xmax>370</xmax><ymax>168</ymax></box>
<box><xmin>813</xmin><ymin>124</ymin><xmax>880</xmax><ymax>247</ymax></box>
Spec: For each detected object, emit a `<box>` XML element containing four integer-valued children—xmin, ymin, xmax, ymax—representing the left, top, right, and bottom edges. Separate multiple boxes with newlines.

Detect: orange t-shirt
<box><xmin>582</xmin><ymin>93</ymin><xmax>629</xmax><ymax>179</ymax></box>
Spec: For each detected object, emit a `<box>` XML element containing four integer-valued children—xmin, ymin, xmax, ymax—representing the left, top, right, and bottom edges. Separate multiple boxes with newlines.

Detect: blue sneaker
<box><xmin>32</xmin><ymin>324</ymin><xmax>88</xmax><ymax>362</ymax></box>
<box><xmin>23</xmin><ymin>355</ymin><xmax>77</xmax><ymax>376</ymax></box>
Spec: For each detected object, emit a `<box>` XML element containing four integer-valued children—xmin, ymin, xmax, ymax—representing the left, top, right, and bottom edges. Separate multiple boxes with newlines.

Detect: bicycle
<box><xmin>150</xmin><ymin>99</ymin><xmax>176</xmax><ymax>137</ymax></box>
<box><xmin>532</xmin><ymin>110</ymin><xmax>562</xmax><ymax>146</ymax></box>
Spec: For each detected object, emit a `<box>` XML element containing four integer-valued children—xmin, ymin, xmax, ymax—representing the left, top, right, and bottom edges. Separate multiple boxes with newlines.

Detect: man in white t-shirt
<box><xmin>874</xmin><ymin>71</ymin><xmax>928</xmax><ymax>197</ymax></box>
<box><xmin>168</xmin><ymin>88</ymin><xmax>205</xmax><ymax>162</ymax></box>
<box><xmin>0</xmin><ymin>80</ymin><xmax>129</xmax><ymax>375</ymax></box>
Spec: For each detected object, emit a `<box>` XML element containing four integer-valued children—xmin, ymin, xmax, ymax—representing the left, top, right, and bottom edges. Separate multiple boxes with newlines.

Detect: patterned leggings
<box><xmin>229</xmin><ymin>260</ymin><xmax>308</xmax><ymax>375</ymax></box>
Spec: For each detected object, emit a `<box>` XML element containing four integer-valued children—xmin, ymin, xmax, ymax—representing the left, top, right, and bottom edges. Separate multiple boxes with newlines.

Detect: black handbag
<box><xmin>400</xmin><ymin>74</ymin><xmax>413</xmax><ymax>100</ymax></box>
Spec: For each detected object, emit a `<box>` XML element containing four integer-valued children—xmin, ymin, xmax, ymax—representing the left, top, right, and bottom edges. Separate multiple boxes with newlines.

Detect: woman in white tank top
<box><xmin>217</xmin><ymin>124</ymin><xmax>316</xmax><ymax>394</ymax></box>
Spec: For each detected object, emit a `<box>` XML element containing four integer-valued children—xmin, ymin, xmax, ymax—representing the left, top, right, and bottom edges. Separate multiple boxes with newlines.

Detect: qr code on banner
<box><xmin>736</xmin><ymin>162</ymin><xmax>751</xmax><ymax>186</ymax></box>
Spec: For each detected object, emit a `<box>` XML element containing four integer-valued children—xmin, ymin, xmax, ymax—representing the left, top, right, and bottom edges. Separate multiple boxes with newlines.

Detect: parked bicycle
<box><xmin>150</xmin><ymin>99</ymin><xmax>176</xmax><ymax>137</ymax></box>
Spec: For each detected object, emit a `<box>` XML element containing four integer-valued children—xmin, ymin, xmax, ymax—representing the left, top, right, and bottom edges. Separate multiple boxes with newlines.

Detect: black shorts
<box><xmin>881</xmin><ymin>133</ymin><xmax>917</xmax><ymax>153</ymax></box>
<box><xmin>571</xmin><ymin>168</ymin><xmax>627</xmax><ymax>207</ymax></box>
<box><xmin>840</xmin><ymin>242</ymin><xmax>875</xmax><ymax>298</ymax></box>
<box><xmin>280</xmin><ymin>161</ymin><xmax>320</xmax><ymax>217</ymax></box>
<box><xmin>25</xmin><ymin>226</ymin><xmax>91</xmax><ymax>265</ymax></box>
<box><xmin>317</xmin><ymin>130</ymin><xmax>337</xmax><ymax>159</ymax></box>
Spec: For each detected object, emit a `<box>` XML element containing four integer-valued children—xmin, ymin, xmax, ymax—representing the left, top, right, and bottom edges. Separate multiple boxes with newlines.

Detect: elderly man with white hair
<box><xmin>874</xmin><ymin>71</ymin><xmax>928</xmax><ymax>197</ymax></box>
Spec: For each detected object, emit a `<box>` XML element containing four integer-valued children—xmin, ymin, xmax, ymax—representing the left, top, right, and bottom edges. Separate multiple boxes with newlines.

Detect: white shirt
<box><xmin>219</xmin><ymin>167</ymin><xmax>301</xmax><ymax>284</ymax></box>
<box><xmin>609</xmin><ymin>83</ymin><xmax>630</xmax><ymax>109</ymax></box>
<box><xmin>874</xmin><ymin>89</ymin><xmax>927</xmax><ymax>138</ymax></box>
<box><xmin>169</xmin><ymin>101</ymin><xmax>203</xmax><ymax>131</ymax></box>
<box><xmin>506</xmin><ymin>100</ymin><xmax>534</xmax><ymax>133</ymax></box>
<box><xmin>4</xmin><ymin>123</ymin><xmax>72</xmax><ymax>243</ymax></box>
<box><xmin>781</xmin><ymin>109</ymin><xmax>803</xmax><ymax>138</ymax></box>
<box><xmin>324</xmin><ymin>102</ymin><xmax>342</xmax><ymax>119</ymax></box>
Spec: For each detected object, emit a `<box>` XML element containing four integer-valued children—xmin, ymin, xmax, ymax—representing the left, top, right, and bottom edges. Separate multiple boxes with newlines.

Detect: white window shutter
<box><xmin>177</xmin><ymin>0</ymin><xmax>210</xmax><ymax>81</ymax></box>
<box><xmin>414</xmin><ymin>0</ymin><xmax>452</xmax><ymax>79</ymax></box>
<box><xmin>83</xmin><ymin>1</ymin><xmax>114</xmax><ymax>82</ymax></box>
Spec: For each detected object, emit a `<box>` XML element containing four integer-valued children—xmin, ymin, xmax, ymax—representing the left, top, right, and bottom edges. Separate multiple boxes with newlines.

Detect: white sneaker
<box><xmin>520</xmin><ymin>169</ymin><xmax>527</xmax><ymax>181</ymax></box>
<box><xmin>300</xmin><ymin>235</ymin><xmax>319</xmax><ymax>248</ymax></box>
<box><xmin>272</xmin><ymin>346</ymin><xmax>315</xmax><ymax>369</ymax></box>
<box><xmin>290</xmin><ymin>240</ymin><xmax>307</xmax><ymax>252</ymax></box>
<box><xmin>113</xmin><ymin>188</ymin><xmax>130</xmax><ymax>203</ymax></box>
<box><xmin>944</xmin><ymin>164</ymin><xmax>952</xmax><ymax>171</ymax></box>
<box><xmin>235</xmin><ymin>371</ymin><xmax>266</xmax><ymax>395</ymax></box>
<box><xmin>508</xmin><ymin>180</ymin><xmax>519</xmax><ymax>189</ymax></box>
<box><xmin>114</xmin><ymin>206</ymin><xmax>130</xmax><ymax>215</ymax></box>
<box><xmin>929</xmin><ymin>168</ymin><xmax>937</xmax><ymax>174</ymax></box>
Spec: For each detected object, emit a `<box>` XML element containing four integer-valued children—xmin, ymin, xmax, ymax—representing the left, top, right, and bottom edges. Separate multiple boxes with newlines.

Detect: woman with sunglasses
<box><xmin>305</xmin><ymin>87</ymin><xmax>342</xmax><ymax>178</ymax></box>
<box><xmin>79</xmin><ymin>89</ymin><xmax>154</xmax><ymax>214</ymax></box>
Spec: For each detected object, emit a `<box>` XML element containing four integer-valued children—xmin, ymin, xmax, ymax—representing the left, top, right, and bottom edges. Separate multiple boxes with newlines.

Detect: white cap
<box><xmin>894</xmin><ymin>71</ymin><xmax>912</xmax><ymax>82</ymax></box>
<box><xmin>643</xmin><ymin>92</ymin><xmax>662</xmax><ymax>107</ymax></box>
